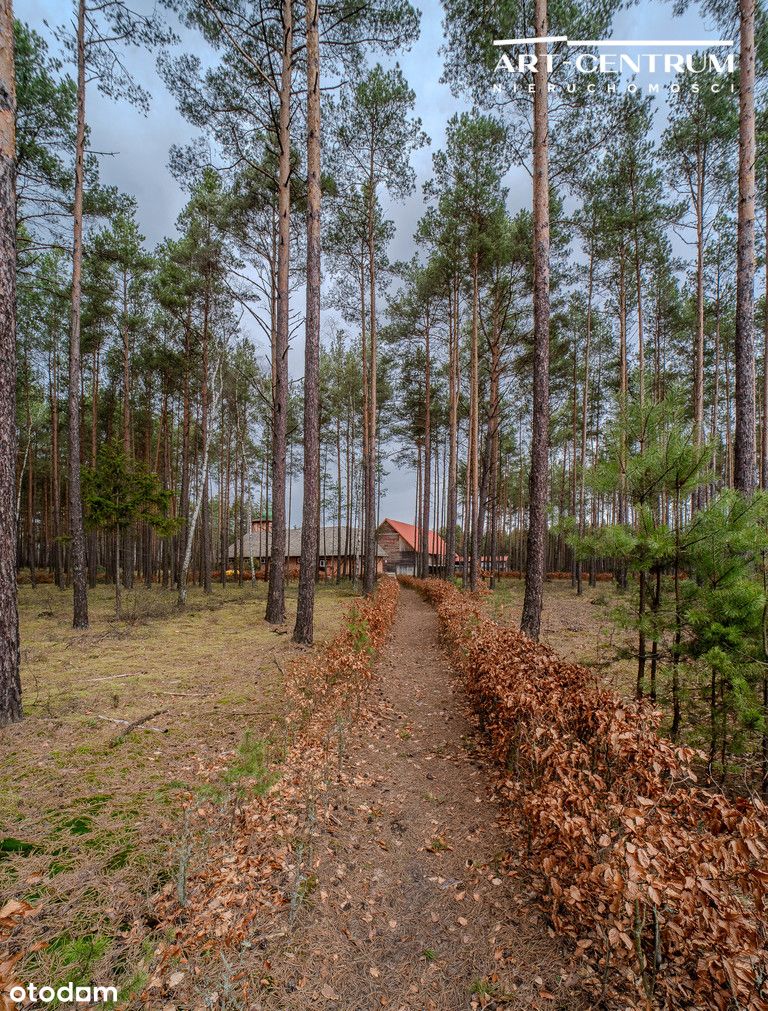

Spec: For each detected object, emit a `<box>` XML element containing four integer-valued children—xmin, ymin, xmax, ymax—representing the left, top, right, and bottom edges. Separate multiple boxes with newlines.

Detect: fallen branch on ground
<box><xmin>101</xmin><ymin>709</ymin><xmax>167</xmax><ymax>746</ymax></box>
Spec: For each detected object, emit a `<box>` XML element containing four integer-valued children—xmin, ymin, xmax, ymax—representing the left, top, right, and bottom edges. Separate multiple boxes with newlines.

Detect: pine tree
<box><xmin>332</xmin><ymin>64</ymin><xmax>428</xmax><ymax>597</ymax></box>
<box><xmin>0</xmin><ymin>0</ymin><xmax>22</xmax><ymax>727</ymax></box>
<box><xmin>294</xmin><ymin>0</ymin><xmax>322</xmax><ymax>643</ymax></box>
<box><xmin>64</xmin><ymin>0</ymin><xmax>174</xmax><ymax>628</ymax></box>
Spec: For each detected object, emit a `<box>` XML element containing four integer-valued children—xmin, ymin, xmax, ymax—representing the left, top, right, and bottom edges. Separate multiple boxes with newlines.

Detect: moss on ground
<box><xmin>1</xmin><ymin>580</ymin><xmax>357</xmax><ymax>1002</ymax></box>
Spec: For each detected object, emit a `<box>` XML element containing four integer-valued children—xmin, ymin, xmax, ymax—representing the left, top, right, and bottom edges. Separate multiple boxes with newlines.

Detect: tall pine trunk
<box><xmin>68</xmin><ymin>0</ymin><xmax>89</xmax><ymax>628</ymax></box>
<box><xmin>336</xmin><ymin>413</ymin><xmax>342</xmax><ymax>583</ymax></box>
<box><xmin>444</xmin><ymin>278</ymin><xmax>458</xmax><ymax>581</ymax></box>
<box><xmin>0</xmin><ymin>0</ymin><xmax>21</xmax><ymax>726</ymax></box>
<box><xmin>293</xmin><ymin>0</ymin><xmax>321</xmax><ymax>643</ymax></box>
<box><xmin>88</xmin><ymin>345</ymin><xmax>98</xmax><ymax>586</ymax></box>
<box><xmin>50</xmin><ymin>352</ymin><xmax>64</xmax><ymax>589</ymax></box>
<box><xmin>363</xmin><ymin>173</ymin><xmax>378</xmax><ymax>596</ymax></box>
<box><xmin>694</xmin><ymin>146</ymin><xmax>705</xmax><ymax>459</ymax></box>
<box><xmin>762</xmin><ymin>171</ymin><xmax>768</xmax><ymax>488</ymax></box>
<box><xmin>179</xmin><ymin>366</ymin><xmax>220</xmax><ymax>606</ymax></box>
<box><xmin>734</xmin><ymin>0</ymin><xmax>757</xmax><ymax>494</ymax></box>
<box><xmin>520</xmin><ymin>1</ymin><xmax>550</xmax><ymax>641</ymax></box>
<box><xmin>266</xmin><ymin>0</ymin><xmax>292</xmax><ymax>624</ymax></box>
<box><xmin>577</xmin><ymin>246</ymin><xmax>594</xmax><ymax>596</ymax></box>
<box><xmin>420</xmin><ymin>311</ymin><xmax>431</xmax><ymax>580</ymax></box>
<box><xmin>469</xmin><ymin>251</ymin><xmax>480</xmax><ymax>591</ymax></box>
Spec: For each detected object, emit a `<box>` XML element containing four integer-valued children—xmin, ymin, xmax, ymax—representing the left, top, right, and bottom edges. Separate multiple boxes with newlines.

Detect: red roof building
<box><xmin>376</xmin><ymin>518</ymin><xmax>451</xmax><ymax>575</ymax></box>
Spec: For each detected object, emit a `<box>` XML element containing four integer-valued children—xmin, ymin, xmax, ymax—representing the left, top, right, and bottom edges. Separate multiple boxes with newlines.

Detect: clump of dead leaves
<box><xmin>145</xmin><ymin>579</ymin><xmax>400</xmax><ymax>1008</ymax></box>
<box><xmin>403</xmin><ymin>576</ymin><xmax>768</xmax><ymax>1011</ymax></box>
<box><xmin>0</xmin><ymin>899</ymin><xmax>44</xmax><ymax>1011</ymax></box>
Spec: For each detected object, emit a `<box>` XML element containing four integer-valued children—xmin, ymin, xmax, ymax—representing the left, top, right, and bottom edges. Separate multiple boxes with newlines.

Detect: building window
<box><xmin>318</xmin><ymin>557</ymin><xmax>327</xmax><ymax>571</ymax></box>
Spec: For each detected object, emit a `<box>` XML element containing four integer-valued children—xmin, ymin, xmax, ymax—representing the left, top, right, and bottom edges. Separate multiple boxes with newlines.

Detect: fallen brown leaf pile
<box><xmin>146</xmin><ymin>578</ymin><xmax>400</xmax><ymax>1006</ymax></box>
<box><xmin>403</xmin><ymin>576</ymin><xmax>768</xmax><ymax>1010</ymax></box>
<box><xmin>0</xmin><ymin>900</ymin><xmax>41</xmax><ymax>1011</ymax></box>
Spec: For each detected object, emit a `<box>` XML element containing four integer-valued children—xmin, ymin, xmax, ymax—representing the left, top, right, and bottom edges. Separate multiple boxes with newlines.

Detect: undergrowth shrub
<box><xmin>402</xmin><ymin>576</ymin><xmax>768</xmax><ymax>1011</ymax></box>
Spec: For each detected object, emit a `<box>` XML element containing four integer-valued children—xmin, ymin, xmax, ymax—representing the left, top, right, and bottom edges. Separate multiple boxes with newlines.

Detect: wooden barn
<box><xmin>376</xmin><ymin>518</ymin><xmax>450</xmax><ymax>576</ymax></box>
<box><xmin>228</xmin><ymin>525</ymin><xmax>385</xmax><ymax>578</ymax></box>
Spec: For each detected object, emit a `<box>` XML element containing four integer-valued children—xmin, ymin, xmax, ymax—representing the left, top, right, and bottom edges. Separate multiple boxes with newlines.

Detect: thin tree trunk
<box><xmin>220</xmin><ymin>401</ymin><xmax>229</xmax><ymax>585</ymax></box>
<box><xmin>469</xmin><ymin>252</ymin><xmax>480</xmax><ymax>591</ymax></box>
<box><xmin>420</xmin><ymin>311</ymin><xmax>431</xmax><ymax>580</ymax></box>
<box><xmin>49</xmin><ymin>353</ymin><xmax>63</xmax><ymax>590</ymax></box>
<box><xmin>179</xmin><ymin>365</ymin><xmax>221</xmax><ymax>606</ymax></box>
<box><xmin>248</xmin><ymin>492</ymin><xmax>255</xmax><ymax>584</ymax></box>
<box><xmin>762</xmin><ymin>173</ymin><xmax>768</xmax><ymax>489</ymax></box>
<box><xmin>630</xmin><ymin>169</ymin><xmax>645</xmax><ymax>414</ymax></box>
<box><xmin>520</xmin><ymin>0</ymin><xmax>551</xmax><ymax>641</ymax></box>
<box><xmin>694</xmin><ymin>147</ymin><xmax>705</xmax><ymax>461</ymax></box>
<box><xmin>637</xmin><ymin>571</ymin><xmax>646</xmax><ymax>699</ymax></box>
<box><xmin>115</xmin><ymin>527</ymin><xmax>122</xmax><ymax>620</ymax></box>
<box><xmin>336</xmin><ymin>412</ymin><xmax>342</xmax><ymax>583</ymax></box>
<box><xmin>68</xmin><ymin>0</ymin><xmax>89</xmax><ymax>628</ymax></box>
<box><xmin>445</xmin><ymin>278</ymin><xmax>458</xmax><ymax>582</ymax></box>
<box><xmin>27</xmin><ymin>442</ymin><xmax>35</xmax><ymax>588</ymax></box>
<box><xmin>266</xmin><ymin>0</ymin><xmax>292</xmax><ymax>623</ymax></box>
<box><xmin>0</xmin><ymin>0</ymin><xmax>22</xmax><ymax>725</ymax></box>
<box><xmin>200</xmin><ymin>265</ymin><xmax>212</xmax><ymax>594</ymax></box>
<box><xmin>176</xmin><ymin>326</ymin><xmax>191</xmax><ymax>583</ymax></box>
<box><xmin>577</xmin><ymin>244</ymin><xmax>594</xmax><ymax>595</ymax></box>
<box><xmin>87</xmin><ymin>345</ymin><xmax>98</xmax><ymax>588</ymax></box>
<box><xmin>239</xmin><ymin>438</ymin><xmax>246</xmax><ymax>588</ymax></box>
<box><xmin>363</xmin><ymin>165</ymin><xmax>378</xmax><ymax>596</ymax></box>
<box><xmin>734</xmin><ymin>0</ymin><xmax>757</xmax><ymax>494</ymax></box>
<box><xmin>293</xmin><ymin>0</ymin><xmax>321</xmax><ymax>643</ymax></box>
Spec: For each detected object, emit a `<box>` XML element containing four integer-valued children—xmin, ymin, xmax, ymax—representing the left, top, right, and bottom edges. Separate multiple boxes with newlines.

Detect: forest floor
<box><xmin>486</xmin><ymin>579</ymin><xmax>633</xmax><ymax>694</ymax></box>
<box><xmin>486</xmin><ymin>579</ymin><xmax>749</xmax><ymax>778</ymax></box>
<box><xmin>1</xmin><ymin>580</ymin><xmax>356</xmax><ymax>1005</ymax></box>
<box><xmin>242</xmin><ymin>587</ymin><xmax>583</xmax><ymax>1011</ymax></box>
<box><xmin>2</xmin><ymin>579</ymin><xmax>617</xmax><ymax>1009</ymax></box>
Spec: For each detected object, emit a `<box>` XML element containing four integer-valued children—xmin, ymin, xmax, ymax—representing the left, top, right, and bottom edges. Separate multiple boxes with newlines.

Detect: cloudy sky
<box><xmin>18</xmin><ymin>0</ymin><xmax>732</xmax><ymax>525</ymax></box>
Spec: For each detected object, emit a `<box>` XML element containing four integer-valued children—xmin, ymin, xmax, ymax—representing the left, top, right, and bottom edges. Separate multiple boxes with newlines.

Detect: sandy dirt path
<box><xmin>266</xmin><ymin>587</ymin><xmax>581</xmax><ymax>1011</ymax></box>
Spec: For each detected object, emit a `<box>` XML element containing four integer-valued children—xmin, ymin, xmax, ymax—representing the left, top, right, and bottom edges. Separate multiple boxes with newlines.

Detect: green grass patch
<box><xmin>32</xmin><ymin>932</ymin><xmax>112</xmax><ymax>1006</ymax></box>
<box><xmin>0</xmin><ymin>836</ymin><xmax>39</xmax><ymax>858</ymax></box>
<box><xmin>222</xmin><ymin>732</ymin><xmax>280</xmax><ymax>797</ymax></box>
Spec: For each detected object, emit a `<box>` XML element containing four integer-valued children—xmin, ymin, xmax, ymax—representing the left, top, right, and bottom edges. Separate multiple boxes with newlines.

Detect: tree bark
<box><xmin>0</xmin><ymin>0</ymin><xmax>21</xmax><ymax>726</ymax></box>
<box><xmin>266</xmin><ymin>0</ymin><xmax>292</xmax><ymax>624</ymax></box>
<box><xmin>520</xmin><ymin>1</ymin><xmax>551</xmax><ymax>642</ymax></box>
<box><xmin>176</xmin><ymin>318</ymin><xmax>191</xmax><ymax>583</ymax></box>
<box><xmin>293</xmin><ymin>0</ymin><xmax>321</xmax><ymax>643</ymax></box>
<box><xmin>420</xmin><ymin>308</ymin><xmax>431</xmax><ymax>580</ymax></box>
<box><xmin>469</xmin><ymin>251</ymin><xmax>480</xmax><ymax>591</ymax></box>
<box><xmin>179</xmin><ymin>365</ymin><xmax>221</xmax><ymax>606</ymax></box>
<box><xmin>629</xmin><ymin>166</ymin><xmax>646</xmax><ymax>414</ymax></box>
<box><xmin>68</xmin><ymin>0</ymin><xmax>89</xmax><ymax>628</ymax></box>
<box><xmin>50</xmin><ymin>351</ymin><xmax>64</xmax><ymax>588</ymax></box>
<box><xmin>88</xmin><ymin>344</ymin><xmax>99</xmax><ymax>586</ymax></box>
<box><xmin>762</xmin><ymin>170</ymin><xmax>768</xmax><ymax>488</ymax></box>
<box><xmin>694</xmin><ymin>145</ymin><xmax>705</xmax><ymax>457</ymax></box>
<box><xmin>444</xmin><ymin>277</ymin><xmax>458</xmax><ymax>581</ymax></box>
<box><xmin>336</xmin><ymin>411</ymin><xmax>342</xmax><ymax>582</ymax></box>
<box><xmin>363</xmin><ymin>172</ymin><xmax>378</xmax><ymax>595</ymax></box>
<box><xmin>734</xmin><ymin>0</ymin><xmax>757</xmax><ymax>494</ymax></box>
<box><xmin>114</xmin><ymin>527</ymin><xmax>122</xmax><ymax>620</ymax></box>
<box><xmin>577</xmin><ymin>245</ymin><xmax>594</xmax><ymax>595</ymax></box>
